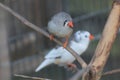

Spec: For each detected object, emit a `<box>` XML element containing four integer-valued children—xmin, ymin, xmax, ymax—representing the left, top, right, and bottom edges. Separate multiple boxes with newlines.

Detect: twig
<box><xmin>0</xmin><ymin>3</ymin><xmax>87</xmax><ymax>68</ymax></box>
<box><xmin>14</xmin><ymin>74</ymin><xmax>51</xmax><ymax>80</ymax></box>
<box><xmin>102</xmin><ymin>69</ymin><xmax>120</xmax><ymax>76</ymax></box>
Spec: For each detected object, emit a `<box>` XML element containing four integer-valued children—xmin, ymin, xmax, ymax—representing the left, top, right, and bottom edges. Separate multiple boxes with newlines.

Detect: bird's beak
<box><xmin>67</xmin><ymin>21</ymin><xmax>73</xmax><ymax>28</ymax></box>
<box><xmin>89</xmin><ymin>34</ymin><xmax>94</xmax><ymax>40</ymax></box>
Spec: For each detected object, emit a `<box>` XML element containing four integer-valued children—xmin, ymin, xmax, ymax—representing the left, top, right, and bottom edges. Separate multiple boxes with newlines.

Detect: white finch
<box><xmin>35</xmin><ymin>31</ymin><xmax>94</xmax><ymax>72</ymax></box>
<box><xmin>47</xmin><ymin>12</ymin><xmax>74</xmax><ymax>48</ymax></box>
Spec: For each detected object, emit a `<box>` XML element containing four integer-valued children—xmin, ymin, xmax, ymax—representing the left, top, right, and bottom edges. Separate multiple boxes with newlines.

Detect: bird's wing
<box><xmin>45</xmin><ymin>47</ymin><xmax>65</xmax><ymax>59</ymax></box>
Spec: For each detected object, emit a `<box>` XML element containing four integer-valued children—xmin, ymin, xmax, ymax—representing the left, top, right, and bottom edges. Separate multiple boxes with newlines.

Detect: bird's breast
<box><xmin>48</xmin><ymin>21</ymin><xmax>73</xmax><ymax>37</ymax></box>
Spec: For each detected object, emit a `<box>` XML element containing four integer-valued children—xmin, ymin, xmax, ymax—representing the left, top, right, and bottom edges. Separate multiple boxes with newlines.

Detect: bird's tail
<box><xmin>35</xmin><ymin>59</ymin><xmax>54</xmax><ymax>72</ymax></box>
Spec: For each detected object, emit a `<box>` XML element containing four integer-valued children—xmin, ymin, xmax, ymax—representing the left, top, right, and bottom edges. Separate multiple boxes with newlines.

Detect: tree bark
<box><xmin>83</xmin><ymin>0</ymin><xmax>120</xmax><ymax>80</ymax></box>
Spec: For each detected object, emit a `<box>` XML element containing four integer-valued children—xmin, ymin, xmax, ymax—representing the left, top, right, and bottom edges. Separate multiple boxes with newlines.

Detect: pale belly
<box><xmin>54</xmin><ymin>52</ymin><xmax>75</xmax><ymax>65</ymax></box>
<box><xmin>48</xmin><ymin>21</ymin><xmax>73</xmax><ymax>37</ymax></box>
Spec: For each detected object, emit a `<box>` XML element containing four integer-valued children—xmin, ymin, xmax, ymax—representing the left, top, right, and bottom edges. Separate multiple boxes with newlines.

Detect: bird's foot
<box><xmin>63</xmin><ymin>36</ymin><xmax>69</xmax><ymax>48</ymax></box>
<box><xmin>49</xmin><ymin>35</ymin><xmax>54</xmax><ymax>40</ymax></box>
<box><xmin>63</xmin><ymin>41</ymin><xmax>68</xmax><ymax>48</ymax></box>
<box><xmin>67</xmin><ymin>64</ymin><xmax>79</xmax><ymax>72</ymax></box>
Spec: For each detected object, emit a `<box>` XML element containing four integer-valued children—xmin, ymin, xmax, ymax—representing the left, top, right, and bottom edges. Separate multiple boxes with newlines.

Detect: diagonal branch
<box><xmin>0</xmin><ymin>3</ymin><xmax>87</xmax><ymax>68</ymax></box>
<box><xmin>70</xmin><ymin>0</ymin><xmax>120</xmax><ymax>80</ymax></box>
<box><xmin>82</xmin><ymin>0</ymin><xmax>120</xmax><ymax>80</ymax></box>
<box><xmin>14</xmin><ymin>74</ymin><xmax>51</xmax><ymax>80</ymax></box>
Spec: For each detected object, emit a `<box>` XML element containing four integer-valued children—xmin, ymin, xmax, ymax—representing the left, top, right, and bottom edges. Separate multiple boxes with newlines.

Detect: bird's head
<box><xmin>63</xmin><ymin>20</ymin><xmax>74</xmax><ymax>28</ymax></box>
<box><xmin>74</xmin><ymin>31</ymin><xmax>94</xmax><ymax>42</ymax></box>
<box><xmin>52</xmin><ymin>12</ymin><xmax>74</xmax><ymax>28</ymax></box>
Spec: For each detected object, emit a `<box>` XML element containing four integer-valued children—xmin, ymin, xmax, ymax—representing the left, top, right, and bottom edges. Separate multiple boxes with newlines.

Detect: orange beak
<box><xmin>89</xmin><ymin>34</ymin><xmax>94</xmax><ymax>40</ymax></box>
<box><xmin>67</xmin><ymin>21</ymin><xmax>73</xmax><ymax>28</ymax></box>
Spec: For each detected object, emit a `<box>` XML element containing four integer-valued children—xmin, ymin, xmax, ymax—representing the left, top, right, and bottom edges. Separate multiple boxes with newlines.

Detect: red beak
<box><xmin>67</xmin><ymin>21</ymin><xmax>74</xmax><ymax>28</ymax></box>
<box><xmin>89</xmin><ymin>34</ymin><xmax>94</xmax><ymax>40</ymax></box>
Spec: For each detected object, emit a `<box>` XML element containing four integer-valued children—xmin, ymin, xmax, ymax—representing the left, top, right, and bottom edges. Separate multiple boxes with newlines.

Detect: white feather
<box><xmin>45</xmin><ymin>47</ymin><xmax>65</xmax><ymax>59</ymax></box>
<box><xmin>35</xmin><ymin>30</ymin><xmax>92</xmax><ymax>72</ymax></box>
<box><xmin>35</xmin><ymin>59</ymin><xmax>54</xmax><ymax>72</ymax></box>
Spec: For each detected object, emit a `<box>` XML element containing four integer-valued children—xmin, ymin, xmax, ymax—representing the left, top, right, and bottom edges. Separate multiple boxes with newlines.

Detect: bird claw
<box><xmin>49</xmin><ymin>35</ymin><xmax>54</xmax><ymax>40</ymax></box>
<box><xmin>67</xmin><ymin>64</ymin><xmax>79</xmax><ymax>72</ymax></box>
<box><xmin>63</xmin><ymin>41</ymin><xmax>68</xmax><ymax>48</ymax></box>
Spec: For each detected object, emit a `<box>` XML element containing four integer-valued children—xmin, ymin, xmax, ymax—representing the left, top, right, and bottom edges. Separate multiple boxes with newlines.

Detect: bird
<box><xmin>47</xmin><ymin>12</ymin><xmax>74</xmax><ymax>48</ymax></box>
<box><xmin>35</xmin><ymin>30</ymin><xmax>94</xmax><ymax>72</ymax></box>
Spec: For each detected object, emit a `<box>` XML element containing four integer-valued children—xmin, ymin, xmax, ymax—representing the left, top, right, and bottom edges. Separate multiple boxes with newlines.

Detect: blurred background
<box><xmin>0</xmin><ymin>0</ymin><xmax>120</xmax><ymax>80</ymax></box>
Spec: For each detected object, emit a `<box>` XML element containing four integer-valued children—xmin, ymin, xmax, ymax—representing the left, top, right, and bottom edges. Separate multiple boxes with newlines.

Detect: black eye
<box><xmin>63</xmin><ymin>20</ymin><xmax>68</xmax><ymax>26</ymax></box>
<box><xmin>78</xmin><ymin>32</ymin><xmax>81</xmax><ymax>35</ymax></box>
<box><xmin>85</xmin><ymin>35</ymin><xmax>88</xmax><ymax>38</ymax></box>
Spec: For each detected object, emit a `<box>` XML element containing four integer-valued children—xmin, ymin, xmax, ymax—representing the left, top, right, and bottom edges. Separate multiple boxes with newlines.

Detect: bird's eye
<box><xmin>85</xmin><ymin>35</ymin><xmax>88</xmax><ymax>38</ymax></box>
<box><xmin>63</xmin><ymin>20</ymin><xmax>68</xmax><ymax>26</ymax></box>
<box><xmin>78</xmin><ymin>32</ymin><xmax>81</xmax><ymax>35</ymax></box>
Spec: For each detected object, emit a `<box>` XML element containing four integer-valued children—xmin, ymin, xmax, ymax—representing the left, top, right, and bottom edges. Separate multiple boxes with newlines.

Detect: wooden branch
<box><xmin>0</xmin><ymin>3</ymin><xmax>87</xmax><ymax>68</ymax></box>
<box><xmin>70</xmin><ymin>0</ymin><xmax>120</xmax><ymax>80</ymax></box>
<box><xmin>102</xmin><ymin>69</ymin><xmax>120</xmax><ymax>76</ymax></box>
<box><xmin>82</xmin><ymin>0</ymin><xmax>120</xmax><ymax>80</ymax></box>
<box><xmin>14</xmin><ymin>74</ymin><xmax>51</xmax><ymax>80</ymax></box>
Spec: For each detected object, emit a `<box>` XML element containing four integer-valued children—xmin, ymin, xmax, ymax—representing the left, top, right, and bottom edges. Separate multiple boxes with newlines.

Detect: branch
<box><xmin>14</xmin><ymin>74</ymin><xmax>51</xmax><ymax>80</ymax></box>
<box><xmin>89</xmin><ymin>0</ymin><xmax>120</xmax><ymax>70</ymax></box>
<box><xmin>0</xmin><ymin>3</ymin><xmax>87</xmax><ymax>68</ymax></box>
<box><xmin>70</xmin><ymin>0</ymin><xmax>120</xmax><ymax>80</ymax></box>
<box><xmin>102</xmin><ymin>69</ymin><xmax>120</xmax><ymax>76</ymax></box>
<box><xmin>82</xmin><ymin>0</ymin><xmax>120</xmax><ymax>80</ymax></box>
